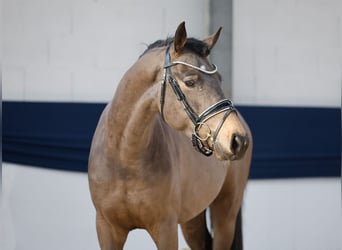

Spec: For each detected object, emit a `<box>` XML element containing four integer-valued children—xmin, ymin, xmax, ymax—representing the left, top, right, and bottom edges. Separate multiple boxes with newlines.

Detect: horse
<box><xmin>88</xmin><ymin>22</ymin><xmax>252</xmax><ymax>250</ymax></box>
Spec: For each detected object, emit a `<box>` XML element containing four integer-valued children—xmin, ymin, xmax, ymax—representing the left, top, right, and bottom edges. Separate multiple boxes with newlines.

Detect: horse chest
<box><xmin>177</xmin><ymin>157</ymin><xmax>228</xmax><ymax>222</ymax></box>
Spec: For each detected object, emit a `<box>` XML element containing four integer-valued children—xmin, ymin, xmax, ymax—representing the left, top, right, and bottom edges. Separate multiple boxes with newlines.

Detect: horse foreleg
<box><xmin>209</xmin><ymin>167</ymin><xmax>246</xmax><ymax>250</ymax></box>
<box><xmin>211</xmin><ymin>137</ymin><xmax>251</xmax><ymax>250</ymax></box>
<box><xmin>96</xmin><ymin>212</ymin><xmax>128</xmax><ymax>250</ymax></box>
<box><xmin>210</xmin><ymin>199</ymin><xmax>241</xmax><ymax>250</ymax></box>
<box><xmin>181</xmin><ymin>210</ymin><xmax>212</xmax><ymax>250</ymax></box>
<box><xmin>148</xmin><ymin>217</ymin><xmax>178</xmax><ymax>250</ymax></box>
<box><xmin>230</xmin><ymin>209</ymin><xmax>243</xmax><ymax>250</ymax></box>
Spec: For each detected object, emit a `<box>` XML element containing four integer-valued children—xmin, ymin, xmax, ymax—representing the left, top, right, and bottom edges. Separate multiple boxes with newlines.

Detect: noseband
<box><xmin>160</xmin><ymin>46</ymin><xmax>236</xmax><ymax>156</ymax></box>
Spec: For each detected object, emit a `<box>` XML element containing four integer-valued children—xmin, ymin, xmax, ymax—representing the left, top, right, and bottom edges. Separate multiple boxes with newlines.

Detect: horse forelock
<box><xmin>141</xmin><ymin>37</ymin><xmax>210</xmax><ymax>57</ymax></box>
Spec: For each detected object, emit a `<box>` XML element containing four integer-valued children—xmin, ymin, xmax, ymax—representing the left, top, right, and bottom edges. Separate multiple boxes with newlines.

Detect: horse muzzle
<box><xmin>229</xmin><ymin>133</ymin><xmax>249</xmax><ymax>160</ymax></box>
<box><xmin>212</xmin><ymin>132</ymin><xmax>249</xmax><ymax>161</ymax></box>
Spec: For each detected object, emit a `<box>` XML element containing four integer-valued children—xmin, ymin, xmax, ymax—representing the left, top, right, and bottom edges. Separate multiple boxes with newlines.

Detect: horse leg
<box><xmin>210</xmin><ymin>199</ymin><xmax>241</xmax><ymax>250</ymax></box>
<box><xmin>148</xmin><ymin>217</ymin><xmax>178</xmax><ymax>250</ymax></box>
<box><xmin>211</xmin><ymin>134</ymin><xmax>251</xmax><ymax>250</ymax></box>
<box><xmin>180</xmin><ymin>210</ymin><xmax>212</xmax><ymax>250</ymax></box>
<box><xmin>210</xmin><ymin>164</ymin><xmax>247</xmax><ymax>250</ymax></box>
<box><xmin>230</xmin><ymin>209</ymin><xmax>243</xmax><ymax>250</ymax></box>
<box><xmin>96</xmin><ymin>212</ymin><xmax>128</xmax><ymax>250</ymax></box>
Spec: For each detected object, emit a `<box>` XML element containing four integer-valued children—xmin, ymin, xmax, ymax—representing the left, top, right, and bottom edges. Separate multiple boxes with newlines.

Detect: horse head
<box><xmin>160</xmin><ymin>22</ymin><xmax>249</xmax><ymax>161</ymax></box>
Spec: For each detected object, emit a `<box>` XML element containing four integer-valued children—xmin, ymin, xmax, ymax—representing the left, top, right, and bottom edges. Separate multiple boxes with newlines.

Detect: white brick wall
<box><xmin>3</xmin><ymin>0</ymin><xmax>341</xmax><ymax>106</ymax></box>
<box><xmin>243</xmin><ymin>178</ymin><xmax>341</xmax><ymax>250</ymax></box>
<box><xmin>3</xmin><ymin>0</ymin><xmax>210</xmax><ymax>102</ymax></box>
<box><xmin>233</xmin><ymin>0</ymin><xmax>342</xmax><ymax>107</ymax></box>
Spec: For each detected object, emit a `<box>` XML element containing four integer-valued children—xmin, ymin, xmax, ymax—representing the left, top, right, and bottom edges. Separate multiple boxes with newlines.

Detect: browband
<box><xmin>165</xmin><ymin>61</ymin><xmax>218</xmax><ymax>75</ymax></box>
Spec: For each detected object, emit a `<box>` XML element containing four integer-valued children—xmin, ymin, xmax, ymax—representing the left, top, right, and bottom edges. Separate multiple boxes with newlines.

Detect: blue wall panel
<box><xmin>238</xmin><ymin>106</ymin><xmax>341</xmax><ymax>178</ymax></box>
<box><xmin>3</xmin><ymin>102</ymin><xmax>341</xmax><ymax>178</ymax></box>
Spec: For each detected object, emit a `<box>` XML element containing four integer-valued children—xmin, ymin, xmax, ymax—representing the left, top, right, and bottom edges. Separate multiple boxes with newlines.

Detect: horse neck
<box><xmin>108</xmin><ymin>50</ymin><xmax>164</xmax><ymax>163</ymax></box>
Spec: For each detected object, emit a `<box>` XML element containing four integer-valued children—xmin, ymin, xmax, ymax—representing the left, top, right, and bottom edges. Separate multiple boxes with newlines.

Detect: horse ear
<box><xmin>203</xmin><ymin>27</ymin><xmax>222</xmax><ymax>50</ymax></box>
<box><xmin>174</xmin><ymin>21</ymin><xmax>187</xmax><ymax>53</ymax></box>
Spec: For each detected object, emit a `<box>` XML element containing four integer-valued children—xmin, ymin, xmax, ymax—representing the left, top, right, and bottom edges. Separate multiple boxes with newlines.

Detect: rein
<box><xmin>160</xmin><ymin>46</ymin><xmax>236</xmax><ymax>156</ymax></box>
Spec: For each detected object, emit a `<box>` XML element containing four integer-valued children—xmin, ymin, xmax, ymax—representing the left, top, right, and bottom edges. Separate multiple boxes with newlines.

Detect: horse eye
<box><xmin>185</xmin><ymin>79</ymin><xmax>195</xmax><ymax>87</ymax></box>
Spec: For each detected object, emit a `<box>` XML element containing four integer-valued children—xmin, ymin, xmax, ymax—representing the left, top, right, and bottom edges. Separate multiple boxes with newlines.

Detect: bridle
<box><xmin>160</xmin><ymin>45</ymin><xmax>236</xmax><ymax>156</ymax></box>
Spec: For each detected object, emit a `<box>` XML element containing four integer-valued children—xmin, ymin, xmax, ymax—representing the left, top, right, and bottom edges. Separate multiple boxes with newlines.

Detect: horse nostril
<box><xmin>231</xmin><ymin>134</ymin><xmax>249</xmax><ymax>157</ymax></box>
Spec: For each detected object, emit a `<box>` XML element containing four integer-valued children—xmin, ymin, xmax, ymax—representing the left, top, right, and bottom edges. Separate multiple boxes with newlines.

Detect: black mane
<box><xmin>141</xmin><ymin>37</ymin><xmax>210</xmax><ymax>57</ymax></box>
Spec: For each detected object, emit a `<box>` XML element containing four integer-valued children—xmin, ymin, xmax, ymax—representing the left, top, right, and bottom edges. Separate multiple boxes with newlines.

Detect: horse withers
<box><xmin>88</xmin><ymin>22</ymin><xmax>252</xmax><ymax>250</ymax></box>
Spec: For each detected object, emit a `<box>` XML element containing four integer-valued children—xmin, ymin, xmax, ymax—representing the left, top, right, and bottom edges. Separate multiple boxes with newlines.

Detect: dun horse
<box><xmin>88</xmin><ymin>22</ymin><xmax>252</xmax><ymax>250</ymax></box>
